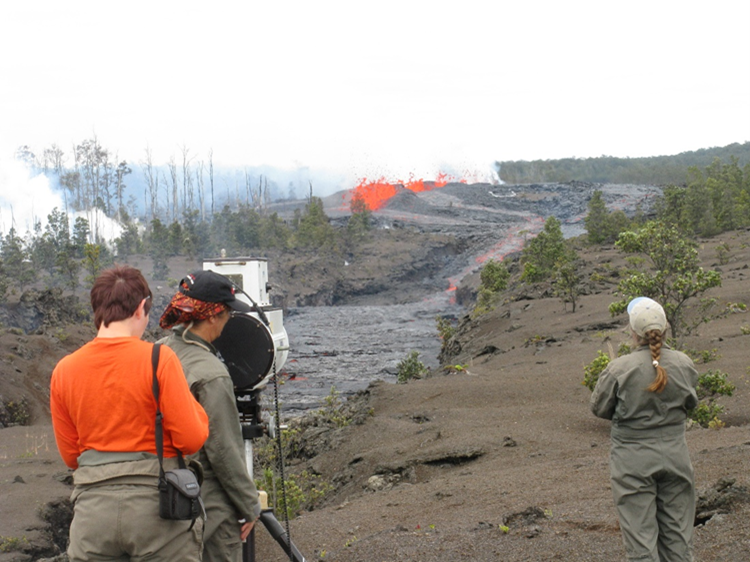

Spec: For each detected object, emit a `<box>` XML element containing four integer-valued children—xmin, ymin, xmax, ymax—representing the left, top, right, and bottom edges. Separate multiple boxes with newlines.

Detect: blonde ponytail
<box><xmin>645</xmin><ymin>329</ymin><xmax>668</xmax><ymax>392</ymax></box>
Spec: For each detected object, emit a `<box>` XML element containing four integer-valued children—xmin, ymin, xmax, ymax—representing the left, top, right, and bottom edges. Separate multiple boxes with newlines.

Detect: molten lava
<box><xmin>348</xmin><ymin>172</ymin><xmax>461</xmax><ymax>211</ymax></box>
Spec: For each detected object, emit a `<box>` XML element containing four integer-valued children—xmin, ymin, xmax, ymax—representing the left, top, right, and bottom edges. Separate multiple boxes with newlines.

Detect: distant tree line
<box><xmin>12</xmin><ymin>138</ymin><xmax>287</xmax><ymax>238</ymax></box>
<box><xmin>475</xmin><ymin>156</ymin><xmax>747</xmax><ymax>332</ymax></box>
<box><xmin>496</xmin><ymin>142</ymin><xmax>750</xmax><ymax>185</ymax></box>
<box><xmin>0</xmin><ymin>189</ymin><xmax>373</xmax><ymax>301</ymax></box>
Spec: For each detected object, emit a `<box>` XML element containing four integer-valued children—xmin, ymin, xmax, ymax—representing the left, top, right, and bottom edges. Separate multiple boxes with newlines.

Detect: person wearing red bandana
<box><xmin>160</xmin><ymin>270</ymin><xmax>262</xmax><ymax>562</ymax></box>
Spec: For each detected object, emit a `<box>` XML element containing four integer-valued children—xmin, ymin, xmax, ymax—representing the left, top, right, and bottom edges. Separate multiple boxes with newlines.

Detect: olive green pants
<box><xmin>69</xmin><ymin>483</ymin><xmax>203</xmax><ymax>561</ymax></box>
<box><xmin>201</xmin><ymin>477</ymin><xmax>243</xmax><ymax>562</ymax></box>
<box><xmin>610</xmin><ymin>427</ymin><xmax>694</xmax><ymax>562</ymax></box>
<box><xmin>68</xmin><ymin>457</ymin><xmax>203</xmax><ymax>562</ymax></box>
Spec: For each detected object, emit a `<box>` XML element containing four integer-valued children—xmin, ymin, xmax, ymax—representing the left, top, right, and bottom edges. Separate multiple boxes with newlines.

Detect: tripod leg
<box><xmin>243</xmin><ymin>526</ymin><xmax>256</xmax><ymax>562</ymax></box>
<box><xmin>259</xmin><ymin>510</ymin><xmax>307</xmax><ymax>562</ymax></box>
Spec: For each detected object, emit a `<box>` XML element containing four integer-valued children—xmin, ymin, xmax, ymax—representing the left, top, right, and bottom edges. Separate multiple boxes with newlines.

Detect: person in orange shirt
<box><xmin>50</xmin><ymin>265</ymin><xmax>209</xmax><ymax>562</ymax></box>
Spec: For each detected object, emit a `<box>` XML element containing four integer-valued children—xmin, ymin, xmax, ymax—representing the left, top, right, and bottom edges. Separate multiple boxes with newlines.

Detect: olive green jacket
<box><xmin>590</xmin><ymin>345</ymin><xmax>699</xmax><ymax>434</ymax></box>
<box><xmin>162</xmin><ymin>328</ymin><xmax>261</xmax><ymax>522</ymax></box>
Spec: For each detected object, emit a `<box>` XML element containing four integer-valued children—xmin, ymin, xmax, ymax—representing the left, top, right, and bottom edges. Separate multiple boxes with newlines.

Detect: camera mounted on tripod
<box><xmin>203</xmin><ymin>256</ymin><xmax>289</xmax><ymax>395</ymax></box>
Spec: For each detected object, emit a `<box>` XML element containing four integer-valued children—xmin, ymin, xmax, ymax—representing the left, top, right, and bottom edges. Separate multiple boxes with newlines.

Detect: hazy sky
<box><xmin>1</xmin><ymin>0</ymin><xmax>749</xmax><ymax>185</ymax></box>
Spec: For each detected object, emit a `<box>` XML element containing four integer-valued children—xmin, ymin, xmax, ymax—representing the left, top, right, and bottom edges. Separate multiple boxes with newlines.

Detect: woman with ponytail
<box><xmin>591</xmin><ymin>297</ymin><xmax>699</xmax><ymax>561</ymax></box>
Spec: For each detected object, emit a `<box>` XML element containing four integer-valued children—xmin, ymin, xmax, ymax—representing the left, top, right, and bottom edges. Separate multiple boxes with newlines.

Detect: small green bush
<box><xmin>255</xmin><ymin>468</ymin><xmax>331</xmax><ymax>520</ymax></box>
<box><xmin>583</xmin><ymin>351</ymin><xmax>611</xmax><ymax>391</ymax></box>
<box><xmin>695</xmin><ymin>369</ymin><xmax>735</xmax><ymax>400</ymax></box>
<box><xmin>690</xmin><ymin>370</ymin><xmax>736</xmax><ymax>428</ymax></box>
<box><xmin>695</xmin><ymin>348</ymin><xmax>721</xmax><ymax>364</ymax></box>
<box><xmin>320</xmin><ymin>386</ymin><xmax>351</xmax><ymax>428</ymax></box>
<box><xmin>1</xmin><ymin>398</ymin><xmax>31</xmax><ymax>426</ymax></box>
<box><xmin>617</xmin><ymin>342</ymin><xmax>631</xmax><ymax>356</ymax></box>
<box><xmin>397</xmin><ymin>351</ymin><xmax>428</xmax><ymax>384</ymax></box>
<box><xmin>0</xmin><ymin>535</ymin><xmax>29</xmax><ymax>553</ymax></box>
<box><xmin>435</xmin><ymin>316</ymin><xmax>457</xmax><ymax>352</ymax></box>
<box><xmin>474</xmin><ymin>260</ymin><xmax>510</xmax><ymax>314</ymax></box>
<box><xmin>690</xmin><ymin>403</ymin><xmax>725</xmax><ymax>429</ymax></box>
<box><xmin>480</xmin><ymin>259</ymin><xmax>510</xmax><ymax>293</ymax></box>
<box><xmin>715</xmin><ymin>242</ymin><xmax>730</xmax><ymax>265</ymax></box>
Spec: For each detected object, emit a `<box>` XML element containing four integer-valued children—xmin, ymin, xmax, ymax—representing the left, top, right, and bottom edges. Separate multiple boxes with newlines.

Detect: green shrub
<box><xmin>690</xmin><ymin>403</ymin><xmax>725</xmax><ymax>429</ymax></box>
<box><xmin>692</xmin><ymin>348</ymin><xmax>721</xmax><ymax>364</ymax></box>
<box><xmin>474</xmin><ymin>260</ymin><xmax>510</xmax><ymax>314</ymax></box>
<box><xmin>255</xmin><ymin>468</ymin><xmax>331</xmax><ymax>520</ymax></box>
<box><xmin>715</xmin><ymin>242</ymin><xmax>730</xmax><ymax>265</ymax></box>
<box><xmin>690</xmin><ymin>369</ymin><xmax>736</xmax><ymax>428</ymax></box>
<box><xmin>0</xmin><ymin>535</ymin><xmax>29</xmax><ymax>553</ymax></box>
<box><xmin>436</xmin><ymin>316</ymin><xmax>456</xmax><ymax>346</ymax></box>
<box><xmin>521</xmin><ymin>216</ymin><xmax>576</xmax><ymax>283</ymax></box>
<box><xmin>320</xmin><ymin>386</ymin><xmax>352</xmax><ymax>428</ymax></box>
<box><xmin>582</xmin><ymin>351</ymin><xmax>611</xmax><ymax>391</ymax></box>
<box><xmin>617</xmin><ymin>342</ymin><xmax>631</xmax><ymax>357</ymax></box>
<box><xmin>397</xmin><ymin>351</ymin><xmax>428</xmax><ymax>384</ymax></box>
<box><xmin>1</xmin><ymin>398</ymin><xmax>31</xmax><ymax>426</ymax></box>
<box><xmin>695</xmin><ymin>369</ymin><xmax>735</xmax><ymax>400</ymax></box>
<box><xmin>480</xmin><ymin>259</ymin><xmax>510</xmax><ymax>293</ymax></box>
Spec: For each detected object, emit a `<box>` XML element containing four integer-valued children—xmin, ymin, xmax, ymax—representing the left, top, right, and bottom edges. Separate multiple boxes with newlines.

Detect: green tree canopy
<box><xmin>584</xmin><ymin>190</ymin><xmax>632</xmax><ymax>245</ymax></box>
<box><xmin>609</xmin><ymin>221</ymin><xmax>722</xmax><ymax>338</ymax></box>
<box><xmin>521</xmin><ymin>216</ymin><xmax>575</xmax><ymax>283</ymax></box>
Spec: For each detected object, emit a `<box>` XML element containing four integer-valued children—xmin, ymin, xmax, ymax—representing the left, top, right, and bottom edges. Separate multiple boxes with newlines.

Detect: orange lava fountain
<box><xmin>346</xmin><ymin>172</ymin><xmax>463</xmax><ymax>211</ymax></box>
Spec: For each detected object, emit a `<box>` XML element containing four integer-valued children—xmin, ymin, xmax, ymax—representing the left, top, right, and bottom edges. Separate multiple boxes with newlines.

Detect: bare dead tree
<box><xmin>209</xmin><ymin>149</ymin><xmax>215</xmax><ymax>218</ymax></box>
<box><xmin>141</xmin><ymin>148</ymin><xmax>159</xmax><ymax>220</ymax></box>
<box><xmin>181</xmin><ymin>145</ymin><xmax>195</xmax><ymax>214</ymax></box>
<box><xmin>42</xmin><ymin>144</ymin><xmax>65</xmax><ymax>175</ymax></box>
<box><xmin>114</xmin><ymin>157</ymin><xmax>132</xmax><ymax>222</ymax></box>
<box><xmin>195</xmin><ymin>160</ymin><xmax>206</xmax><ymax>221</ymax></box>
<box><xmin>167</xmin><ymin>156</ymin><xmax>178</xmax><ymax>222</ymax></box>
<box><xmin>245</xmin><ymin>169</ymin><xmax>252</xmax><ymax>206</ymax></box>
<box><xmin>75</xmin><ymin>135</ymin><xmax>112</xmax><ymax>241</ymax></box>
<box><xmin>263</xmin><ymin>176</ymin><xmax>271</xmax><ymax>210</ymax></box>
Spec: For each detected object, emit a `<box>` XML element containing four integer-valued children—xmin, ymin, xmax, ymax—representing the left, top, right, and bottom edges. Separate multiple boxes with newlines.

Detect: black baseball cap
<box><xmin>179</xmin><ymin>270</ymin><xmax>253</xmax><ymax>313</ymax></box>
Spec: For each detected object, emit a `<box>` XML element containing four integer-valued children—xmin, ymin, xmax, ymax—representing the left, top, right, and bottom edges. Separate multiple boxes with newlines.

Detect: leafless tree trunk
<box><xmin>245</xmin><ymin>170</ymin><xmax>252</xmax><ymax>206</ymax></box>
<box><xmin>141</xmin><ymin>148</ymin><xmax>159</xmax><ymax>220</ymax></box>
<box><xmin>167</xmin><ymin>157</ymin><xmax>178</xmax><ymax>222</ymax></box>
<box><xmin>181</xmin><ymin>145</ymin><xmax>195</xmax><ymax>215</ymax></box>
<box><xmin>196</xmin><ymin>161</ymin><xmax>206</xmax><ymax>221</ymax></box>
<box><xmin>75</xmin><ymin>135</ymin><xmax>111</xmax><ymax>241</ymax></box>
<box><xmin>42</xmin><ymin>144</ymin><xmax>65</xmax><ymax>175</ymax></box>
<box><xmin>115</xmin><ymin>158</ymin><xmax>131</xmax><ymax>222</ymax></box>
<box><xmin>209</xmin><ymin>149</ymin><xmax>215</xmax><ymax>218</ymax></box>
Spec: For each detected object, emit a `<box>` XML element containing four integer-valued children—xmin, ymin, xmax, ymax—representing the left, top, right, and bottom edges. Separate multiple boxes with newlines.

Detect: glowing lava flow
<box><xmin>344</xmin><ymin>172</ymin><xmax>462</xmax><ymax>211</ymax></box>
<box><xmin>445</xmin><ymin>217</ymin><xmax>545</xmax><ymax>303</ymax></box>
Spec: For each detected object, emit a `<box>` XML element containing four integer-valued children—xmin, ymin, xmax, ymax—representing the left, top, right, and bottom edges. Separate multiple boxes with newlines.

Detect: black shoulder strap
<box><xmin>152</xmin><ymin>343</ymin><xmax>186</xmax><ymax>477</ymax></box>
<box><xmin>152</xmin><ymin>344</ymin><xmax>166</xmax><ymax>480</ymax></box>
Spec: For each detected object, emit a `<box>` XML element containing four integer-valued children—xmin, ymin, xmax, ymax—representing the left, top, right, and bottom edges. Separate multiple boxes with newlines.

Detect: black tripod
<box><xmin>237</xmin><ymin>391</ymin><xmax>306</xmax><ymax>562</ymax></box>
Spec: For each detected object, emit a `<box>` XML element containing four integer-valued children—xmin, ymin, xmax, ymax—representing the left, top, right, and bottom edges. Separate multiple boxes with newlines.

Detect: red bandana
<box><xmin>159</xmin><ymin>292</ymin><xmax>228</xmax><ymax>330</ymax></box>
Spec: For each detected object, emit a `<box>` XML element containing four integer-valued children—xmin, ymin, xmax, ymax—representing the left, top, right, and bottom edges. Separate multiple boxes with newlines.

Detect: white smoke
<box><xmin>0</xmin><ymin>156</ymin><xmax>122</xmax><ymax>244</ymax></box>
<box><xmin>0</xmin><ymin>157</ymin><xmax>61</xmax><ymax>236</ymax></box>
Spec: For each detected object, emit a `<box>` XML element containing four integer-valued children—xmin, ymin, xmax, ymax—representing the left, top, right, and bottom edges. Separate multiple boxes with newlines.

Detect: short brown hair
<box><xmin>90</xmin><ymin>265</ymin><xmax>152</xmax><ymax>329</ymax></box>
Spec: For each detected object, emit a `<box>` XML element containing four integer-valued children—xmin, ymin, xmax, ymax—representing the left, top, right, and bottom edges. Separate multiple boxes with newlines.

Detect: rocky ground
<box><xmin>2</xmin><ymin>183</ymin><xmax>750</xmax><ymax>561</ymax></box>
<box><xmin>248</xmin><ymin>227</ymin><xmax>750</xmax><ymax>562</ymax></box>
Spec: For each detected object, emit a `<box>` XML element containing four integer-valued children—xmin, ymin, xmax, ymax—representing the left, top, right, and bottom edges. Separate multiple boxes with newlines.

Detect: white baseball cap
<box><xmin>627</xmin><ymin>297</ymin><xmax>667</xmax><ymax>336</ymax></box>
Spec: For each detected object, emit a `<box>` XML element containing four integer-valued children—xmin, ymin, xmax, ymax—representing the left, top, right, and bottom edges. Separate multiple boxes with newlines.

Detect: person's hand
<box><xmin>240</xmin><ymin>520</ymin><xmax>255</xmax><ymax>541</ymax></box>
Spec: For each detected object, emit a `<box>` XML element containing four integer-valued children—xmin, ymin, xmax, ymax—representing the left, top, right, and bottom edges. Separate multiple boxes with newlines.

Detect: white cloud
<box><xmin>0</xmin><ymin>1</ymin><xmax>748</xmax><ymax>187</ymax></box>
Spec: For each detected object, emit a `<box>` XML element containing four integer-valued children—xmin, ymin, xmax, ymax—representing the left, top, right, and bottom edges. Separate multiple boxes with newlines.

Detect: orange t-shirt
<box><xmin>50</xmin><ymin>337</ymin><xmax>209</xmax><ymax>469</ymax></box>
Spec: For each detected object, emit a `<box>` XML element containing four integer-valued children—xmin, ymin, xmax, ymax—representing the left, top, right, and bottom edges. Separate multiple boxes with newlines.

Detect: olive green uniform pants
<box><xmin>68</xmin><ymin>457</ymin><xmax>203</xmax><ymax>562</ymax></box>
<box><xmin>201</xmin><ymin>477</ymin><xmax>243</xmax><ymax>562</ymax></box>
<box><xmin>610</xmin><ymin>427</ymin><xmax>694</xmax><ymax>562</ymax></box>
